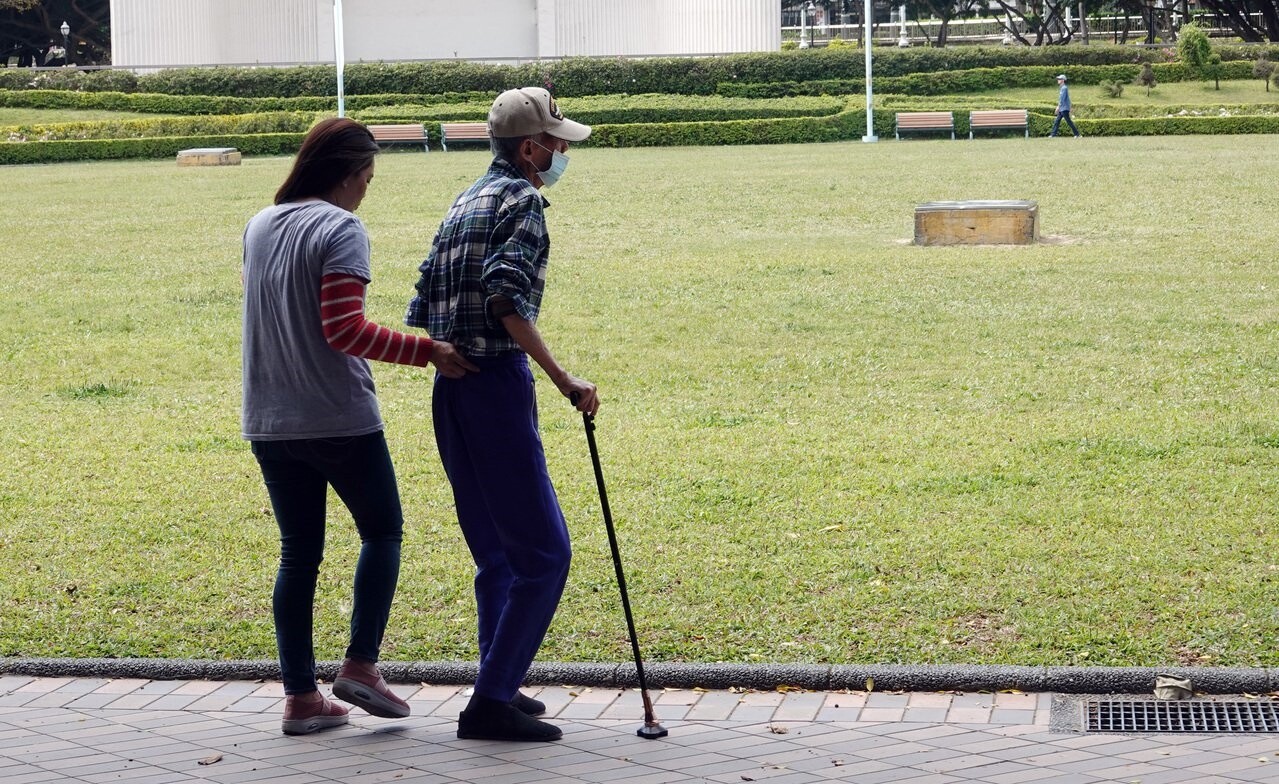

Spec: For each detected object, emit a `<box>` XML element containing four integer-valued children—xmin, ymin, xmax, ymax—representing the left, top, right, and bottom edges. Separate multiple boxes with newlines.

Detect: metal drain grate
<box><xmin>1085</xmin><ymin>700</ymin><xmax>1279</xmax><ymax>734</ymax></box>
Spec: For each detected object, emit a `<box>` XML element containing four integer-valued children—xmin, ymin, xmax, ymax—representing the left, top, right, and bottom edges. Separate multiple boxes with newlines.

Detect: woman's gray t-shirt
<box><xmin>241</xmin><ymin>200</ymin><xmax>382</xmax><ymax>440</ymax></box>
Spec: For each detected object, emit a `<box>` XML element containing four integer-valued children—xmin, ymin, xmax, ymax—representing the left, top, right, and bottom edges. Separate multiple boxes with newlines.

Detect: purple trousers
<box><xmin>432</xmin><ymin>353</ymin><xmax>572</xmax><ymax>701</ymax></box>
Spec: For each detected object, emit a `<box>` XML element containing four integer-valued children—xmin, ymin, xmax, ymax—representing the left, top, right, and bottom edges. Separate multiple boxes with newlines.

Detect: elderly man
<box><xmin>1050</xmin><ymin>73</ymin><xmax>1081</xmax><ymax>138</ymax></box>
<box><xmin>405</xmin><ymin>88</ymin><xmax>599</xmax><ymax>742</ymax></box>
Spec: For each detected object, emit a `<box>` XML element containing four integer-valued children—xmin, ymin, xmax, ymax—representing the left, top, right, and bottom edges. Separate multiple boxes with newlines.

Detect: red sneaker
<box><xmin>281</xmin><ymin>696</ymin><xmax>349</xmax><ymax>736</ymax></box>
<box><xmin>333</xmin><ymin>664</ymin><xmax>411</xmax><ymax>719</ymax></box>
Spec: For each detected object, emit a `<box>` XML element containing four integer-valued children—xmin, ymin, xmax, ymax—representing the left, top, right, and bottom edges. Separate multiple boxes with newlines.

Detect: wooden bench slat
<box><xmin>895</xmin><ymin>111</ymin><xmax>954</xmax><ymax>141</ymax></box>
<box><xmin>968</xmin><ymin>110</ymin><xmax>1029</xmax><ymax>139</ymax></box>
<box><xmin>368</xmin><ymin>124</ymin><xmax>430</xmax><ymax>151</ymax></box>
<box><xmin>440</xmin><ymin>121</ymin><xmax>491</xmax><ymax>151</ymax></box>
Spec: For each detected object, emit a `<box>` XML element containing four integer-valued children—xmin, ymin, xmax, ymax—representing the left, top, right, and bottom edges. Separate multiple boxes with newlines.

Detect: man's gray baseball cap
<box><xmin>488</xmin><ymin>87</ymin><xmax>591</xmax><ymax>141</ymax></box>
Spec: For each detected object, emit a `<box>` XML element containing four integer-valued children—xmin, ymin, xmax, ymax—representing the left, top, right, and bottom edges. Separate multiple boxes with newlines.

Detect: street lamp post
<box><xmin>863</xmin><ymin>0</ymin><xmax>877</xmax><ymax>142</ymax></box>
<box><xmin>897</xmin><ymin>4</ymin><xmax>911</xmax><ymax>47</ymax></box>
<box><xmin>799</xmin><ymin>2</ymin><xmax>814</xmax><ymax>48</ymax></box>
<box><xmin>59</xmin><ymin>21</ymin><xmax>70</xmax><ymax>66</ymax></box>
<box><xmin>334</xmin><ymin>0</ymin><xmax>346</xmax><ymax>117</ymax></box>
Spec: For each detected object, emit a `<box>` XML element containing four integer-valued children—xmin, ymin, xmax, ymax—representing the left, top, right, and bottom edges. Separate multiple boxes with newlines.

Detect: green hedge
<box><xmin>5</xmin><ymin>45</ymin><xmax>1275</xmax><ymax>98</ymax></box>
<box><xmin>1</xmin><ymin>112</ymin><xmax>315</xmax><ymax>142</ymax></box>
<box><xmin>718</xmin><ymin>61</ymin><xmax>1261</xmax><ymax>98</ymax></box>
<box><xmin>354</xmin><ymin>94</ymin><xmax>845</xmax><ymax>126</ymax></box>
<box><xmin>585</xmin><ymin>106</ymin><xmax>867</xmax><ymax>147</ymax></box>
<box><xmin>0</xmin><ymin>88</ymin><xmax>492</xmax><ymax>116</ymax></box>
<box><xmin>0</xmin><ymin>133</ymin><xmax>305</xmax><ymax>165</ymax></box>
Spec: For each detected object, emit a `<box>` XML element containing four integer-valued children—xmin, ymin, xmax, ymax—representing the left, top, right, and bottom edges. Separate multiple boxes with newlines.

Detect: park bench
<box><xmin>440</xmin><ymin>121</ymin><xmax>491</xmax><ymax>151</ymax></box>
<box><xmin>894</xmin><ymin>111</ymin><xmax>955</xmax><ymax>141</ymax></box>
<box><xmin>968</xmin><ymin>109</ymin><xmax>1029</xmax><ymax>139</ymax></box>
<box><xmin>368</xmin><ymin>123</ymin><xmax>429</xmax><ymax>152</ymax></box>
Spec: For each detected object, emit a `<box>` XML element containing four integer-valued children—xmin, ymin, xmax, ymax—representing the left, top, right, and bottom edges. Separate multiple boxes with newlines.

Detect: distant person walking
<box><xmin>1050</xmin><ymin>73</ymin><xmax>1081</xmax><ymax>138</ymax></box>
<box><xmin>405</xmin><ymin>87</ymin><xmax>598</xmax><ymax>743</ymax></box>
<box><xmin>242</xmin><ymin>117</ymin><xmax>477</xmax><ymax>736</ymax></box>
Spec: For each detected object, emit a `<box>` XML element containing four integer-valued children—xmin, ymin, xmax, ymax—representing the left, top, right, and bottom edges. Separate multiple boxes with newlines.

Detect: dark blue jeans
<box><xmin>251</xmin><ymin>431</ymin><xmax>404</xmax><ymax>695</ymax></box>
<box><xmin>1050</xmin><ymin>110</ymin><xmax>1080</xmax><ymax>137</ymax></box>
<box><xmin>432</xmin><ymin>354</ymin><xmax>572</xmax><ymax>702</ymax></box>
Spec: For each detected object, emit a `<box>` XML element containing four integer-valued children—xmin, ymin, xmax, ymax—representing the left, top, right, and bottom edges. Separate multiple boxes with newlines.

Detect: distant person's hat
<box><xmin>1055</xmin><ymin>74</ymin><xmax>1067</xmax><ymax>81</ymax></box>
<box><xmin>488</xmin><ymin>87</ymin><xmax>591</xmax><ymax>142</ymax></box>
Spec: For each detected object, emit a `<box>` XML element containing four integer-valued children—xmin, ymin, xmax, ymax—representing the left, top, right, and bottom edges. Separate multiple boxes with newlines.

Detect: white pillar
<box><xmin>800</xmin><ymin>2</ymin><xmax>811</xmax><ymax>48</ymax></box>
<box><xmin>334</xmin><ymin>0</ymin><xmax>345</xmax><ymax>118</ymax></box>
<box><xmin>897</xmin><ymin>4</ymin><xmax>910</xmax><ymax>46</ymax></box>
<box><xmin>863</xmin><ymin>0</ymin><xmax>877</xmax><ymax>142</ymax></box>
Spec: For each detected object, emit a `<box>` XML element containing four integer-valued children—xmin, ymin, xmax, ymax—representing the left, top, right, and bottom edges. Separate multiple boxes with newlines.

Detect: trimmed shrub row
<box><xmin>2</xmin><ymin>112</ymin><xmax>315</xmax><ymax>142</ymax></box>
<box><xmin>5</xmin><ymin>109</ymin><xmax>1279</xmax><ymax>164</ymax></box>
<box><xmin>354</xmin><ymin>94</ymin><xmax>846</xmax><ymax>126</ymax></box>
<box><xmin>0</xmin><ymin>133</ymin><xmax>305</xmax><ymax>165</ymax></box>
<box><xmin>3</xmin><ymin>45</ymin><xmax>1275</xmax><ymax>98</ymax></box>
<box><xmin>718</xmin><ymin>60</ymin><xmax>1261</xmax><ymax>98</ymax></box>
<box><xmin>0</xmin><ymin>88</ymin><xmax>493</xmax><ymax>116</ymax></box>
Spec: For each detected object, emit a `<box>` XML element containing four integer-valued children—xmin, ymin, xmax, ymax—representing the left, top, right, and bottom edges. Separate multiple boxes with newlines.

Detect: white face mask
<box><xmin>532</xmin><ymin>140</ymin><xmax>569</xmax><ymax>187</ymax></box>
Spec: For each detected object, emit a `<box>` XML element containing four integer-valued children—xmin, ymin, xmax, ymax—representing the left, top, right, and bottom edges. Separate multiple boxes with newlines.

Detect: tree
<box><xmin>0</xmin><ymin>0</ymin><xmax>110</xmax><ymax>65</ymax></box>
<box><xmin>1139</xmin><ymin>61</ymin><xmax>1157</xmax><ymax>96</ymax></box>
<box><xmin>1195</xmin><ymin>0</ymin><xmax>1279</xmax><ymax>43</ymax></box>
<box><xmin>907</xmin><ymin>0</ymin><xmax>984</xmax><ymax>47</ymax></box>
<box><xmin>1206</xmin><ymin>52</ymin><xmax>1223</xmax><ymax>89</ymax></box>
<box><xmin>1254</xmin><ymin>57</ymin><xmax>1276</xmax><ymax>92</ymax></box>
<box><xmin>1176</xmin><ymin>22</ymin><xmax>1213</xmax><ymax>83</ymax></box>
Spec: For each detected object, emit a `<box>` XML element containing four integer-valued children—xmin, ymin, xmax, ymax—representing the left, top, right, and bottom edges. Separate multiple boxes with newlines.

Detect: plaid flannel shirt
<box><xmin>405</xmin><ymin>158</ymin><xmax>551</xmax><ymax>356</ymax></box>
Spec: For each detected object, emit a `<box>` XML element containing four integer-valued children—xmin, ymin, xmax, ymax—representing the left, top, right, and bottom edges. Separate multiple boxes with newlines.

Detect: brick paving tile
<box><xmin>990</xmin><ymin>708</ymin><xmax>1037</xmax><ymax>725</ymax></box>
<box><xmin>1186</xmin><ymin>754</ymin><xmax>1278</xmax><ymax>776</ymax></box>
<box><xmin>0</xmin><ymin>691</ymin><xmax>42</xmax><ymax>708</ymax></box>
<box><xmin>0</xmin><ymin>773</ymin><xmax>74</xmax><ymax>784</ymax></box>
<box><xmin>865</xmin><ymin>693</ymin><xmax>911</xmax><ymax>709</ymax></box>
<box><xmin>983</xmin><ymin>767</ymin><xmax>1097</xmax><ymax>784</ymax></box>
<box><xmin>226</xmin><ymin>697</ymin><xmax>281</xmax><ymax>714</ymax></box>
<box><xmin>889</xmin><ymin>774</ymin><xmax>967</xmax><ymax>784</ymax></box>
<box><xmin>815</xmin><ymin>705</ymin><xmax>865</xmax><ymax>722</ymax></box>
<box><xmin>823</xmin><ymin>765</ymin><xmax>947</xmax><ymax>784</ymax></box>
<box><xmin>728</xmin><ymin>704</ymin><xmax>783</xmax><ymax>723</ymax></box>
<box><xmin>906</xmin><ymin>693</ymin><xmax>954</xmax><ymax>710</ymax></box>
<box><xmin>903</xmin><ymin>708</ymin><xmax>949</xmax><ymax>724</ymax></box>
<box><xmin>1125</xmin><ymin>768</ymin><xmax>1255</xmax><ymax>784</ymax></box>
<box><xmin>739</xmin><ymin>690</ymin><xmax>786</xmax><ymax>707</ymax></box>
<box><xmin>684</xmin><ymin>690</ymin><xmax>745</xmax><ymax>721</ymax></box>
<box><xmin>860</xmin><ymin>708</ymin><xmax>907</xmax><ymax>723</ymax></box>
<box><xmin>66</xmin><ymin>692</ymin><xmax>137</xmax><ymax>710</ymax></box>
<box><xmin>581</xmin><ymin>768</ymin><xmax>690</xmax><ymax>784</ymax></box>
<box><xmin>947</xmin><ymin>708</ymin><xmax>993</xmax><ymax>724</ymax></box>
<box><xmin>915</xmin><ymin>752</ymin><xmax>1011</xmax><ymax>774</ymax></box>
<box><xmin>993</xmin><ymin>692</ymin><xmax>1039</xmax><ymax>710</ymax></box>
<box><xmin>950</xmin><ymin>693</ymin><xmax>995</xmax><ymax>710</ymax></box>
<box><xmin>13</xmin><ymin>678</ymin><xmax>75</xmax><ymax>694</ymax></box>
<box><xmin>773</xmin><ymin>692</ymin><xmax>828</xmax><ymax>723</ymax></box>
<box><xmin>945</xmin><ymin>759</ymin><xmax>1039</xmax><ymax>780</ymax></box>
<box><xmin>652</xmin><ymin>689</ymin><xmax>699</xmax><ymax>707</ymax></box>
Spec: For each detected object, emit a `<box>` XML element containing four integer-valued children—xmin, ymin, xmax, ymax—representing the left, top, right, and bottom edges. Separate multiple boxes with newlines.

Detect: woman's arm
<box><xmin>322</xmin><ymin>274</ymin><xmax>478</xmax><ymax>378</ymax></box>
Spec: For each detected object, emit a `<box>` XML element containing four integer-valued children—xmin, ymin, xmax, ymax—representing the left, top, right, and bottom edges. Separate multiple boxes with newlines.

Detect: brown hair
<box><xmin>274</xmin><ymin>118</ymin><xmax>379</xmax><ymax>205</ymax></box>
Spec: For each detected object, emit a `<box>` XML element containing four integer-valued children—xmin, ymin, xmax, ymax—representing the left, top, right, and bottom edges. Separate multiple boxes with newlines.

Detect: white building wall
<box><xmin>109</xmin><ymin>0</ymin><xmax>332</xmax><ymax>67</ymax></box>
<box><xmin>110</xmin><ymin>0</ymin><xmax>779</xmax><ymax>68</ymax></box>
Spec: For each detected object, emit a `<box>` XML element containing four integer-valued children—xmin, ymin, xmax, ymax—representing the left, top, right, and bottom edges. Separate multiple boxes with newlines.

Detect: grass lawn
<box><xmin>0</xmin><ymin>107</ymin><xmax>181</xmax><ymax>125</ymax></box>
<box><xmin>1</xmin><ymin>134</ymin><xmax>1276</xmax><ymax>669</ymax></box>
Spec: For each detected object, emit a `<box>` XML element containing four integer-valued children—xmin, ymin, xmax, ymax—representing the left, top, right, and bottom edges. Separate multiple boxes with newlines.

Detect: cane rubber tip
<box><xmin>637</xmin><ymin>722</ymin><xmax>668</xmax><ymax>739</ymax></box>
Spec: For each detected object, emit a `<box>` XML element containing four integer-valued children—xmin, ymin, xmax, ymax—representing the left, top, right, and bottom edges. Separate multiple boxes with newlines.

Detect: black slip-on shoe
<box><xmin>511</xmin><ymin>691</ymin><xmax>546</xmax><ymax>717</ymax></box>
<box><xmin>458</xmin><ymin>697</ymin><xmax>562</xmax><ymax>742</ymax></box>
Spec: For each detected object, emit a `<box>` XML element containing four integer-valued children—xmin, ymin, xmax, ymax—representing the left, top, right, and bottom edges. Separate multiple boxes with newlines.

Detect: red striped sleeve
<box><xmin>320</xmin><ymin>274</ymin><xmax>431</xmax><ymax>367</ymax></box>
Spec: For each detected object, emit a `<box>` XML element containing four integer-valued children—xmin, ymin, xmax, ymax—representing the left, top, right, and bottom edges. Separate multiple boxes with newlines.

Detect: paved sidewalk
<box><xmin>3</xmin><ymin>675</ymin><xmax>1279</xmax><ymax>783</ymax></box>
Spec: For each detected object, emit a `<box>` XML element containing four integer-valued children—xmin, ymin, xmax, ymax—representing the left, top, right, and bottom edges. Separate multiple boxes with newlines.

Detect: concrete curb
<box><xmin>2</xmin><ymin>658</ymin><xmax>1274</xmax><ymax>695</ymax></box>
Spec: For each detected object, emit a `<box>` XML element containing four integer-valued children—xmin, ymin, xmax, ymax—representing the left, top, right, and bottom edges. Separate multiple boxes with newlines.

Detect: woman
<box><xmin>242</xmin><ymin>118</ymin><xmax>477</xmax><ymax>736</ymax></box>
